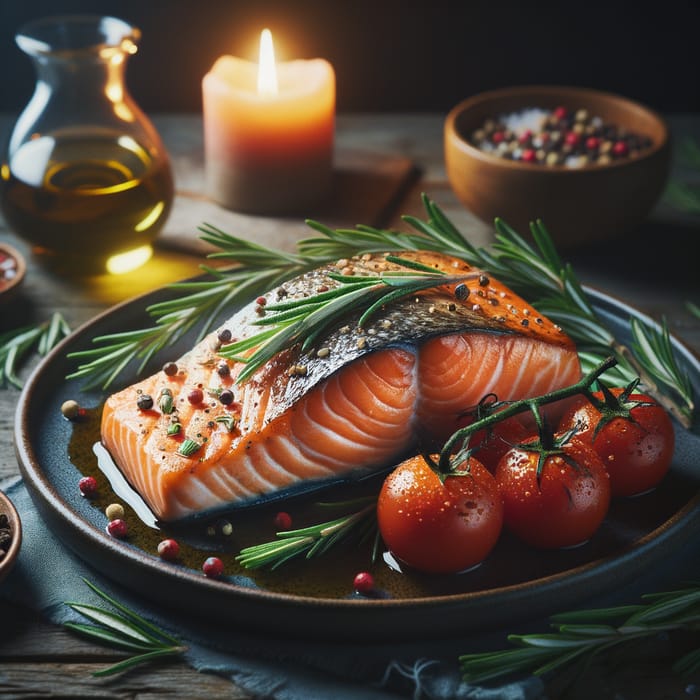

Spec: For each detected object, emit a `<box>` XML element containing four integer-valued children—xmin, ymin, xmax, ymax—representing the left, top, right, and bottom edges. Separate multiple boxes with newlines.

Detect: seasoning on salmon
<box><xmin>100</xmin><ymin>251</ymin><xmax>581</xmax><ymax>521</ymax></box>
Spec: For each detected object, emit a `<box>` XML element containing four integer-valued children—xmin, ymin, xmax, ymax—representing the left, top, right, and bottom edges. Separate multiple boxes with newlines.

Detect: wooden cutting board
<box><xmin>157</xmin><ymin>148</ymin><xmax>418</xmax><ymax>257</ymax></box>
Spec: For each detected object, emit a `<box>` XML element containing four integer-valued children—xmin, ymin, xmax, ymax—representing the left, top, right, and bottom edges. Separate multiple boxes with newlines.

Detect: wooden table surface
<box><xmin>0</xmin><ymin>112</ymin><xmax>699</xmax><ymax>699</ymax></box>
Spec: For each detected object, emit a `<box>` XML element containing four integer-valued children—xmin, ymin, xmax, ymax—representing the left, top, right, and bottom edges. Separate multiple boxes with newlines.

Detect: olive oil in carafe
<box><xmin>1</xmin><ymin>131</ymin><xmax>173</xmax><ymax>273</ymax></box>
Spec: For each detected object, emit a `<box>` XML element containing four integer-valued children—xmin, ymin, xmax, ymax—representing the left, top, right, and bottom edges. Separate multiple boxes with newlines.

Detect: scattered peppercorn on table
<box><xmin>1</xmin><ymin>112</ymin><xmax>699</xmax><ymax>699</ymax></box>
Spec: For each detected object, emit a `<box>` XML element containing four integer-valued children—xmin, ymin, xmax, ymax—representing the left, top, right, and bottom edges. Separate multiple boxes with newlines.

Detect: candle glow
<box><xmin>202</xmin><ymin>28</ymin><xmax>335</xmax><ymax>214</ymax></box>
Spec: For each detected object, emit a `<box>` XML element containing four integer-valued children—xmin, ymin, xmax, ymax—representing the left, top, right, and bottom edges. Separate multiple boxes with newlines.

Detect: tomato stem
<box><xmin>438</xmin><ymin>355</ymin><xmax>619</xmax><ymax>474</ymax></box>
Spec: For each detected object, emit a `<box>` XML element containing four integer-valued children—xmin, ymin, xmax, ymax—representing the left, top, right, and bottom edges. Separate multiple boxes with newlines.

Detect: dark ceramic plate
<box><xmin>14</xmin><ymin>285</ymin><xmax>700</xmax><ymax>642</ymax></box>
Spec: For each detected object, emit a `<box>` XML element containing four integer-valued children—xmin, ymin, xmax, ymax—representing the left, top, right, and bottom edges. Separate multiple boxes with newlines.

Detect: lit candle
<box><xmin>202</xmin><ymin>29</ymin><xmax>335</xmax><ymax>214</ymax></box>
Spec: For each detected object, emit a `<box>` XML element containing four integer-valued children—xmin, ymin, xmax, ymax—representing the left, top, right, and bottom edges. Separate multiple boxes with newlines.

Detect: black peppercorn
<box><xmin>163</xmin><ymin>362</ymin><xmax>178</xmax><ymax>376</ymax></box>
<box><xmin>137</xmin><ymin>394</ymin><xmax>154</xmax><ymax>410</ymax></box>
<box><xmin>217</xmin><ymin>362</ymin><xmax>230</xmax><ymax>377</ymax></box>
<box><xmin>454</xmin><ymin>283</ymin><xmax>469</xmax><ymax>301</ymax></box>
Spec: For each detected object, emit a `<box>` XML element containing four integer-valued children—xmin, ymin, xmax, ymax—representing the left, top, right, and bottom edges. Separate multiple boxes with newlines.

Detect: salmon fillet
<box><xmin>101</xmin><ymin>251</ymin><xmax>581</xmax><ymax>521</ymax></box>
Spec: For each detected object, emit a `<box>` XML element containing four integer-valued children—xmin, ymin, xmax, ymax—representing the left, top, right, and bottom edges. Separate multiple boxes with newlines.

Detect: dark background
<box><xmin>1</xmin><ymin>0</ymin><xmax>699</xmax><ymax>116</ymax></box>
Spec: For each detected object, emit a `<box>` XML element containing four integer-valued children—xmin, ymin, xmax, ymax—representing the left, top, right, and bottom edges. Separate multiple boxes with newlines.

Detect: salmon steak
<box><xmin>101</xmin><ymin>251</ymin><xmax>581</xmax><ymax>521</ymax></box>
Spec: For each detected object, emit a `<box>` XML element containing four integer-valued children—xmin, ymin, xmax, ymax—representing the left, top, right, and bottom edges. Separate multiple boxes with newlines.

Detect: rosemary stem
<box><xmin>318</xmin><ymin>504</ymin><xmax>375</xmax><ymax>537</ymax></box>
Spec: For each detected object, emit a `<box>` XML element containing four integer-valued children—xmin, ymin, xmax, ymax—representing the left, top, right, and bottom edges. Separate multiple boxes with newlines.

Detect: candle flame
<box><xmin>257</xmin><ymin>28</ymin><xmax>278</xmax><ymax>96</ymax></box>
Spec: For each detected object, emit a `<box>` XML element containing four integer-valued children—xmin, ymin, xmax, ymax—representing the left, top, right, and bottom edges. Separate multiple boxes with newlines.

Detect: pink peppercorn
<box><xmin>255</xmin><ymin>296</ymin><xmax>267</xmax><ymax>306</ymax></box>
<box><xmin>107</xmin><ymin>519</ymin><xmax>128</xmax><ymax>539</ymax></box>
<box><xmin>157</xmin><ymin>538</ymin><xmax>180</xmax><ymax>561</ymax></box>
<box><xmin>79</xmin><ymin>476</ymin><xmax>98</xmax><ymax>497</ymax></box>
<box><xmin>585</xmin><ymin>136</ymin><xmax>601</xmax><ymax>150</ymax></box>
<box><xmin>517</xmin><ymin>129</ymin><xmax>532</xmax><ymax>145</ymax></box>
<box><xmin>564</xmin><ymin>131</ymin><xmax>580</xmax><ymax>147</ymax></box>
<box><xmin>521</xmin><ymin>149</ymin><xmax>537</xmax><ymax>163</ymax></box>
<box><xmin>187</xmin><ymin>388</ymin><xmax>204</xmax><ymax>405</ymax></box>
<box><xmin>553</xmin><ymin>106</ymin><xmax>568</xmax><ymax>120</ymax></box>
<box><xmin>612</xmin><ymin>141</ymin><xmax>629</xmax><ymax>157</ymax></box>
<box><xmin>353</xmin><ymin>571</ymin><xmax>375</xmax><ymax>594</ymax></box>
<box><xmin>491</xmin><ymin>131</ymin><xmax>505</xmax><ymax>144</ymax></box>
<box><xmin>274</xmin><ymin>511</ymin><xmax>293</xmax><ymax>530</ymax></box>
<box><xmin>202</xmin><ymin>556</ymin><xmax>224</xmax><ymax>578</ymax></box>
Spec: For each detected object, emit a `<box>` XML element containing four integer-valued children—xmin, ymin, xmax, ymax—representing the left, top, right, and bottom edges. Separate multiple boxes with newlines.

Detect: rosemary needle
<box><xmin>459</xmin><ymin>582</ymin><xmax>700</xmax><ymax>684</ymax></box>
<box><xmin>1</xmin><ymin>312</ymin><xmax>71</xmax><ymax>389</ymax></box>
<box><xmin>64</xmin><ymin>578</ymin><xmax>186</xmax><ymax>677</ymax></box>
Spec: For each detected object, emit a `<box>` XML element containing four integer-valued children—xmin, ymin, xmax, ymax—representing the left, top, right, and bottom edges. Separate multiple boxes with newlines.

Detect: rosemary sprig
<box><xmin>459</xmin><ymin>582</ymin><xmax>700</xmax><ymax>684</ymax></box>
<box><xmin>236</xmin><ymin>500</ymin><xmax>378</xmax><ymax>570</ymax></box>
<box><xmin>0</xmin><ymin>312</ymin><xmax>71</xmax><ymax>389</ymax></box>
<box><xmin>64</xmin><ymin>578</ymin><xmax>186</xmax><ymax>677</ymax></box>
<box><xmin>220</xmin><ymin>255</ymin><xmax>477</xmax><ymax>383</ymax></box>
<box><xmin>65</xmin><ymin>195</ymin><xmax>695</xmax><ymax>427</ymax></box>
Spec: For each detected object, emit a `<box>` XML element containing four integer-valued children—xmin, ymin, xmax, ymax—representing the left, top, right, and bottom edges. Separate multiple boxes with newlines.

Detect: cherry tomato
<box><xmin>466</xmin><ymin>415</ymin><xmax>530</xmax><ymax>473</ymax></box>
<box><xmin>558</xmin><ymin>386</ymin><xmax>675</xmax><ymax>497</ymax></box>
<box><xmin>495</xmin><ymin>434</ymin><xmax>611</xmax><ymax>549</ymax></box>
<box><xmin>377</xmin><ymin>454</ymin><xmax>503</xmax><ymax>574</ymax></box>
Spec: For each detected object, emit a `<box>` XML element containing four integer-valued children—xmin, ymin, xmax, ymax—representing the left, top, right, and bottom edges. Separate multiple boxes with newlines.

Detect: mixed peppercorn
<box><xmin>0</xmin><ymin>248</ymin><xmax>20</xmax><ymax>292</ymax></box>
<box><xmin>470</xmin><ymin>105</ymin><xmax>654</xmax><ymax>167</ymax></box>
<box><xmin>0</xmin><ymin>511</ymin><xmax>12</xmax><ymax>564</ymax></box>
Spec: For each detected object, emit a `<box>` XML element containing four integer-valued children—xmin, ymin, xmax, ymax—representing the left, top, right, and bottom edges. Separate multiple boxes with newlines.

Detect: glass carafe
<box><xmin>0</xmin><ymin>15</ymin><xmax>174</xmax><ymax>275</ymax></box>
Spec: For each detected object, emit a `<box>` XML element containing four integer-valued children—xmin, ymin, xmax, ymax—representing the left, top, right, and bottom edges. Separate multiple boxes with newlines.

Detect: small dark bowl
<box><xmin>444</xmin><ymin>85</ymin><xmax>671</xmax><ymax>248</ymax></box>
<box><xmin>0</xmin><ymin>489</ymin><xmax>22</xmax><ymax>584</ymax></box>
<box><xmin>0</xmin><ymin>243</ymin><xmax>27</xmax><ymax>307</ymax></box>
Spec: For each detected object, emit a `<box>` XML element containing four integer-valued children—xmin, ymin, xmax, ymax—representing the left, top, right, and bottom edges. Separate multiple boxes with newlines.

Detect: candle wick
<box><xmin>257</xmin><ymin>28</ymin><xmax>278</xmax><ymax>96</ymax></box>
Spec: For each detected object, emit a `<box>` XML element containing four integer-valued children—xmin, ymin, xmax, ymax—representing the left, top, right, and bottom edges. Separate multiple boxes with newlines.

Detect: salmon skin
<box><xmin>101</xmin><ymin>251</ymin><xmax>581</xmax><ymax>522</ymax></box>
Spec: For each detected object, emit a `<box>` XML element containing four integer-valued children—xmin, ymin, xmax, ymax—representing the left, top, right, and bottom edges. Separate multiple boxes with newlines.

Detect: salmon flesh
<box><xmin>101</xmin><ymin>251</ymin><xmax>581</xmax><ymax>521</ymax></box>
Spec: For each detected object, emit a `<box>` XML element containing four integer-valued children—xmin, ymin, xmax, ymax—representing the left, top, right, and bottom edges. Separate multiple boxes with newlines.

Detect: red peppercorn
<box><xmin>564</xmin><ymin>131</ymin><xmax>580</xmax><ymax>147</ymax></box>
<box><xmin>553</xmin><ymin>106</ymin><xmax>568</xmax><ymax>120</ymax></box>
<box><xmin>255</xmin><ymin>296</ymin><xmax>267</xmax><ymax>306</ymax></box>
<box><xmin>274</xmin><ymin>511</ymin><xmax>293</xmax><ymax>530</ymax></box>
<box><xmin>107</xmin><ymin>519</ymin><xmax>128</xmax><ymax>538</ymax></box>
<box><xmin>521</xmin><ymin>148</ymin><xmax>537</xmax><ymax>163</ymax></box>
<box><xmin>612</xmin><ymin>141</ymin><xmax>629</xmax><ymax>157</ymax></box>
<box><xmin>187</xmin><ymin>388</ymin><xmax>204</xmax><ymax>405</ymax></box>
<box><xmin>79</xmin><ymin>476</ymin><xmax>98</xmax><ymax>497</ymax></box>
<box><xmin>202</xmin><ymin>556</ymin><xmax>224</xmax><ymax>578</ymax></box>
<box><xmin>157</xmin><ymin>538</ymin><xmax>180</xmax><ymax>561</ymax></box>
<box><xmin>517</xmin><ymin>129</ymin><xmax>532</xmax><ymax>145</ymax></box>
<box><xmin>353</xmin><ymin>571</ymin><xmax>375</xmax><ymax>594</ymax></box>
<box><xmin>585</xmin><ymin>136</ymin><xmax>601</xmax><ymax>150</ymax></box>
<box><xmin>491</xmin><ymin>131</ymin><xmax>505</xmax><ymax>144</ymax></box>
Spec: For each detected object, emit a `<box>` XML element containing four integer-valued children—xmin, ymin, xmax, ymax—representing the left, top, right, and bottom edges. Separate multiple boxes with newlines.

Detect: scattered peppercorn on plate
<box><xmin>14</xmin><ymin>281</ymin><xmax>700</xmax><ymax>642</ymax></box>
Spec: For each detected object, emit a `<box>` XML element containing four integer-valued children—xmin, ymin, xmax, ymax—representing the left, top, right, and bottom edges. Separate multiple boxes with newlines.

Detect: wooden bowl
<box><xmin>444</xmin><ymin>85</ymin><xmax>671</xmax><ymax>248</ymax></box>
<box><xmin>0</xmin><ymin>489</ymin><xmax>22</xmax><ymax>584</ymax></box>
<box><xmin>0</xmin><ymin>243</ymin><xmax>27</xmax><ymax>306</ymax></box>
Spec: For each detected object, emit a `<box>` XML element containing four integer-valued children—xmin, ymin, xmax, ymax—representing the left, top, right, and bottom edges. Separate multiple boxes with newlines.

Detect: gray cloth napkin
<box><xmin>1</xmin><ymin>476</ymin><xmax>546</xmax><ymax>700</ymax></box>
<box><xmin>5</xmin><ymin>470</ymin><xmax>700</xmax><ymax>699</ymax></box>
